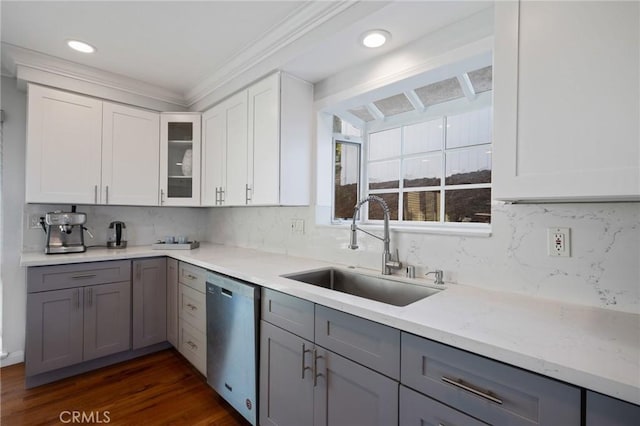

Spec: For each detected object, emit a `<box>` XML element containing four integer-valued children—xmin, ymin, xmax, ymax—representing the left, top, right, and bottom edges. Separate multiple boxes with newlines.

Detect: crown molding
<box><xmin>1</xmin><ymin>43</ymin><xmax>187</xmax><ymax>108</ymax></box>
<box><xmin>185</xmin><ymin>0</ymin><xmax>357</xmax><ymax>108</ymax></box>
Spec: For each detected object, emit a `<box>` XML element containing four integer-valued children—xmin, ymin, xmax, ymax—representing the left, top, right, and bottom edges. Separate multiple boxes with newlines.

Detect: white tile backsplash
<box><xmin>204</xmin><ymin>202</ymin><xmax>640</xmax><ymax>313</ymax></box>
<box><xmin>23</xmin><ymin>204</ymin><xmax>209</xmax><ymax>251</ymax></box>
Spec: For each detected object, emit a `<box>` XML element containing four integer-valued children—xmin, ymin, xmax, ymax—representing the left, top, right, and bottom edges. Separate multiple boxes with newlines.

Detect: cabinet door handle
<box><xmin>137</xmin><ymin>263</ymin><xmax>141</xmax><ymax>280</ymax></box>
<box><xmin>245</xmin><ymin>184</ymin><xmax>252</xmax><ymax>204</ymax></box>
<box><xmin>220</xmin><ymin>188</ymin><xmax>225</xmax><ymax>204</ymax></box>
<box><xmin>71</xmin><ymin>274</ymin><xmax>97</xmax><ymax>280</ymax></box>
<box><xmin>75</xmin><ymin>288</ymin><xmax>80</xmax><ymax>310</ymax></box>
<box><xmin>313</xmin><ymin>349</ymin><xmax>323</xmax><ymax>387</ymax></box>
<box><xmin>441</xmin><ymin>376</ymin><xmax>503</xmax><ymax>405</ymax></box>
<box><xmin>186</xmin><ymin>303</ymin><xmax>197</xmax><ymax>311</ymax></box>
<box><xmin>215</xmin><ymin>187</ymin><xmax>220</xmax><ymax>205</ymax></box>
<box><xmin>301</xmin><ymin>343</ymin><xmax>312</xmax><ymax>379</ymax></box>
<box><xmin>186</xmin><ymin>341</ymin><xmax>197</xmax><ymax>350</ymax></box>
<box><xmin>187</xmin><ymin>273</ymin><xmax>197</xmax><ymax>280</ymax></box>
<box><xmin>105</xmin><ymin>185</ymin><xmax>109</xmax><ymax>204</ymax></box>
<box><xmin>94</xmin><ymin>185</ymin><xmax>98</xmax><ymax>204</ymax></box>
<box><xmin>160</xmin><ymin>189</ymin><xmax>165</xmax><ymax>205</ymax></box>
<box><xmin>87</xmin><ymin>287</ymin><xmax>93</xmax><ymax>307</ymax></box>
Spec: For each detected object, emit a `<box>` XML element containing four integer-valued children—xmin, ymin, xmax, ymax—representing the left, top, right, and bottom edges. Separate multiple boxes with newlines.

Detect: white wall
<box><xmin>1</xmin><ymin>75</ymin><xmax>27</xmax><ymax>365</ymax></box>
<box><xmin>0</xmin><ymin>77</ymin><xmax>208</xmax><ymax>366</ymax></box>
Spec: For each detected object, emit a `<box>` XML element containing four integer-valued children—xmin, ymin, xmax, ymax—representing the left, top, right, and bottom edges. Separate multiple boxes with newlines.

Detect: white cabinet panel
<box><xmin>224</xmin><ymin>92</ymin><xmax>249</xmax><ymax>206</ymax></box>
<box><xmin>248</xmin><ymin>73</ymin><xmax>280</xmax><ymax>205</ymax></box>
<box><xmin>201</xmin><ymin>103</ymin><xmax>227</xmax><ymax>206</ymax></box>
<box><xmin>102</xmin><ymin>102</ymin><xmax>160</xmax><ymax>205</ymax></box>
<box><xmin>493</xmin><ymin>1</ymin><xmax>640</xmax><ymax>201</ymax></box>
<box><xmin>26</xmin><ymin>84</ymin><xmax>102</xmax><ymax>204</ymax></box>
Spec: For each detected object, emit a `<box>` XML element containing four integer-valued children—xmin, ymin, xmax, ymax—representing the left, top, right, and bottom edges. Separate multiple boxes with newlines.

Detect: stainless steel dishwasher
<box><xmin>206</xmin><ymin>272</ymin><xmax>260</xmax><ymax>426</ymax></box>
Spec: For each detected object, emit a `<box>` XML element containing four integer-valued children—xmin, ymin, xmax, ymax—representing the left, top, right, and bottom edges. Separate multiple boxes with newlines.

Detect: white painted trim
<box><xmin>185</xmin><ymin>1</ymin><xmax>357</xmax><ymax>108</ymax></box>
<box><xmin>0</xmin><ymin>350</ymin><xmax>24</xmax><ymax>367</ymax></box>
<box><xmin>315</xmin><ymin>37</ymin><xmax>493</xmax><ymax>112</ymax></box>
<box><xmin>3</xmin><ymin>43</ymin><xmax>186</xmax><ymax>109</ymax></box>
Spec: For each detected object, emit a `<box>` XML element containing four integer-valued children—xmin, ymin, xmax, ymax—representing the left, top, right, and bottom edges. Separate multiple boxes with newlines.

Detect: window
<box><xmin>366</xmin><ymin>107</ymin><xmax>492</xmax><ymax>224</ymax></box>
<box><xmin>332</xmin><ymin>117</ymin><xmax>362</xmax><ymax>221</ymax></box>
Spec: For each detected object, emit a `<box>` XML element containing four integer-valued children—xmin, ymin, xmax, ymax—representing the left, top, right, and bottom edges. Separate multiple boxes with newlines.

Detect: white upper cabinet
<box><xmin>26</xmin><ymin>84</ymin><xmax>103</xmax><ymax>204</ymax></box>
<box><xmin>223</xmin><ymin>92</ymin><xmax>250</xmax><ymax>206</ymax></box>
<box><xmin>493</xmin><ymin>1</ymin><xmax>640</xmax><ymax>202</ymax></box>
<box><xmin>160</xmin><ymin>113</ymin><xmax>201</xmax><ymax>206</ymax></box>
<box><xmin>26</xmin><ymin>84</ymin><xmax>162</xmax><ymax>206</ymax></box>
<box><xmin>201</xmin><ymin>91</ymin><xmax>247</xmax><ymax>206</ymax></box>
<box><xmin>201</xmin><ymin>72</ymin><xmax>312</xmax><ymax>207</ymax></box>
<box><xmin>102</xmin><ymin>102</ymin><xmax>160</xmax><ymax>206</ymax></box>
<box><xmin>247</xmin><ymin>73</ymin><xmax>280</xmax><ymax>205</ymax></box>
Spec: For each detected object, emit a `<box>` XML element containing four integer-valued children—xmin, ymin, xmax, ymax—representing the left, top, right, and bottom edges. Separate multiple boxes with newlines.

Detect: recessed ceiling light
<box><xmin>360</xmin><ymin>30</ymin><xmax>391</xmax><ymax>48</ymax></box>
<box><xmin>67</xmin><ymin>40</ymin><xmax>96</xmax><ymax>54</ymax></box>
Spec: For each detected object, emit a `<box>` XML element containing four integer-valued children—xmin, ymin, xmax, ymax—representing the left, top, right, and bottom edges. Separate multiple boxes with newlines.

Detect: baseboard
<box><xmin>1</xmin><ymin>350</ymin><xmax>25</xmax><ymax>367</ymax></box>
<box><xmin>25</xmin><ymin>342</ymin><xmax>171</xmax><ymax>388</ymax></box>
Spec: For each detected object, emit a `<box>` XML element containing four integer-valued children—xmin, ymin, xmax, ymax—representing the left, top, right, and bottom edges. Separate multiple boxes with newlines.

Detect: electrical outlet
<box><xmin>28</xmin><ymin>213</ymin><xmax>44</xmax><ymax>229</ymax></box>
<box><xmin>290</xmin><ymin>219</ymin><xmax>305</xmax><ymax>235</ymax></box>
<box><xmin>548</xmin><ymin>227</ymin><xmax>571</xmax><ymax>257</ymax></box>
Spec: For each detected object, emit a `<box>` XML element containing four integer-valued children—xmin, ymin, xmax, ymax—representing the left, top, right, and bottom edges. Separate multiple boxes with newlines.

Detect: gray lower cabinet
<box><xmin>260</xmin><ymin>289</ymin><xmax>399</xmax><ymax>426</ymax></box>
<box><xmin>401</xmin><ymin>332</ymin><xmax>581</xmax><ymax>425</ymax></box>
<box><xmin>260</xmin><ymin>320</ymin><xmax>314</xmax><ymax>426</ymax></box>
<box><xmin>586</xmin><ymin>391</ymin><xmax>640</xmax><ymax>426</ymax></box>
<box><xmin>166</xmin><ymin>258</ymin><xmax>179</xmax><ymax>347</ymax></box>
<box><xmin>314</xmin><ymin>348</ymin><xmax>398</xmax><ymax>426</ymax></box>
<box><xmin>400</xmin><ymin>385</ymin><xmax>487</xmax><ymax>426</ymax></box>
<box><xmin>26</xmin><ymin>260</ymin><xmax>132</xmax><ymax>376</ymax></box>
<box><xmin>132</xmin><ymin>258</ymin><xmax>167</xmax><ymax>350</ymax></box>
<box><xmin>82</xmin><ymin>281</ymin><xmax>132</xmax><ymax>360</ymax></box>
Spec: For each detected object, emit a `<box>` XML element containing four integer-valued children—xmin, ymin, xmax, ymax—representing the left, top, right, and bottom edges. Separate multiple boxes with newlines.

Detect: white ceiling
<box><xmin>1</xmin><ymin>1</ymin><xmax>493</xmax><ymax>105</ymax></box>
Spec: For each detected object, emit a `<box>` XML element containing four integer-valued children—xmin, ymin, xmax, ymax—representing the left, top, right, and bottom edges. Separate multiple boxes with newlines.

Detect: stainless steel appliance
<box><xmin>43</xmin><ymin>211</ymin><xmax>88</xmax><ymax>254</ymax></box>
<box><xmin>107</xmin><ymin>221</ymin><xmax>127</xmax><ymax>249</ymax></box>
<box><xmin>206</xmin><ymin>272</ymin><xmax>260</xmax><ymax>426</ymax></box>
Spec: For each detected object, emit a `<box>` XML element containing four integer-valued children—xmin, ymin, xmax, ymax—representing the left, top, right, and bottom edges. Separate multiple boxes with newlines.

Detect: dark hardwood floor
<box><xmin>1</xmin><ymin>349</ymin><xmax>251</xmax><ymax>425</ymax></box>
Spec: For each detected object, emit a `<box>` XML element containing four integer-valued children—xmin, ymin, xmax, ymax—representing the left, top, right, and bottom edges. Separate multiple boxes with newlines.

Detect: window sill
<box><xmin>322</xmin><ymin>221</ymin><xmax>492</xmax><ymax>237</ymax></box>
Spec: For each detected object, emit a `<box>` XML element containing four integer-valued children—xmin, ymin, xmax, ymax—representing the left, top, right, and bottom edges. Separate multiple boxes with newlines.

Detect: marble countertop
<box><xmin>21</xmin><ymin>243</ymin><xmax>640</xmax><ymax>405</ymax></box>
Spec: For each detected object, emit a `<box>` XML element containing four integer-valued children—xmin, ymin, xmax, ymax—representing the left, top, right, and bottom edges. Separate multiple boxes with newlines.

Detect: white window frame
<box><xmin>331</xmin><ymin>133</ymin><xmax>362</xmax><ymax>224</ymax></box>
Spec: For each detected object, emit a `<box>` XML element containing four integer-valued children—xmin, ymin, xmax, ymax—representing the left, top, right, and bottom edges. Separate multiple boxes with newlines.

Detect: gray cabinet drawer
<box><xmin>27</xmin><ymin>260</ymin><xmax>131</xmax><ymax>293</ymax></box>
<box><xmin>179</xmin><ymin>283</ymin><xmax>206</xmax><ymax>333</ymax></box>
<box><xmin>315</xmin><ymin>305</ymin><xmax>400</xmax><ymax>380</ymax></box>
<box><xmin>262</xmin><ymin>288</ymin><xmax>314</xmax><ymax>341</ymax></box>
<box><xmin>401</xmin><ymin>332</ymin><xmax>581</xmax><ymax>425</ymax></box>
<box><xmin>586</xmin><ymin>391</ymin><xmax>640</xmax><ymax>426</ymax></box>
<box><xmin>178</xmin><ymin>261</ymin><xmax>207</xmax><ymax>293</ymax></box>
<box><xmin>400</xmin><ymin>385</ymin><xmax>487</xmax><ymax>426</ymax></box>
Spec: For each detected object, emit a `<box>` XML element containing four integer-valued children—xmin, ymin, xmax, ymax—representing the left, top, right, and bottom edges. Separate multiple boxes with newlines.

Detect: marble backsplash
<box><xmin>23</xmin><ymin>204</ymin><xmax>209</xmax><ymax>251</ymax></box>
<box><xmin>205</xmin><ymin>202</ymin><xmax>640</xmax><ymax>314</ymax></box>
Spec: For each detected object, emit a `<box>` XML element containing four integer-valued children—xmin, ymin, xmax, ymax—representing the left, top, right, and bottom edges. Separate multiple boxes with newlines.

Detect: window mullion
<box><xmin>440</xmin><ymin>116</ymin><xmax>447</xmax><ymax>223</ymax></box>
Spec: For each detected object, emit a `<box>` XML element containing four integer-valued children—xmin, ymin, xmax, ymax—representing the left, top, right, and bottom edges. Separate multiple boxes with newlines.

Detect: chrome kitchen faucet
<box><xmin>349</xmin><ymin>195</ymin><xmax>402</xmax><ymax>275</ymax></box>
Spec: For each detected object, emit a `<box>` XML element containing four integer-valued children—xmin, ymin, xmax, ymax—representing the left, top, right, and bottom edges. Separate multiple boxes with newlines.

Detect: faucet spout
<box><xmin>349</xmin><ymin>196</ymin><xmax>402</xmax><ymax>275</ymax></box>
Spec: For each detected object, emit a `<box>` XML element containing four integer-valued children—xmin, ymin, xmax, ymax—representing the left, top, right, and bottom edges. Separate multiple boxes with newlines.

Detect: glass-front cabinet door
<box><xmin>160</xmin><ymin>113</ymin><xmax>201</xmax><ymax>206</ymax></box>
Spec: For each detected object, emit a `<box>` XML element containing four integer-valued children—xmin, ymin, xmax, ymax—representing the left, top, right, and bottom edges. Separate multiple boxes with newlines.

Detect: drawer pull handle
<box><xmin>187</xmin><ymin>274</ymin><xmax>197</xmax><ymax>280</ymax></box>
<box><xmin>186</xmin><ymin>341</ymin><xmax>198</xmax><ymax>350</ymax></box>
<box><xmin>441</xmin><ymin>376</ymin><xmax>503</xmax><ymax>405</ymax></box>
<box><xmin>313</xmin><ymin>349</ymin><xmax>323</xmax><ymax>387</ymax></box>
<box><xmin>186</xmin><ymin>303</ymin><xmax>197</xmax><ymax>311</ymax></box>
<box><xmin>301</xmin><ymin>343</ymin><xmax>312</xmax><ymax>379</ymax></box>
<box><xmin>72</xmin><ymin>274</ymin><xmax>97</xmax><ymax>279</ymax></box>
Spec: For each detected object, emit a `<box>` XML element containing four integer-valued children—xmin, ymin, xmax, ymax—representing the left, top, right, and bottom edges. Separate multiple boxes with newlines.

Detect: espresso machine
<box><xmin>42</xmin><ymin>209</ymin><xmax>91</xmax><ymax>254</ymax></box>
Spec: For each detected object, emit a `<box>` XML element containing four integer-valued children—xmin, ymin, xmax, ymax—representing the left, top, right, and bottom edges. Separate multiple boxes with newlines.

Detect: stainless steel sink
<box><xmin>282</xmin><ymin>267</ymin><xmax>441</xmax><ymax>306</ymax></box>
